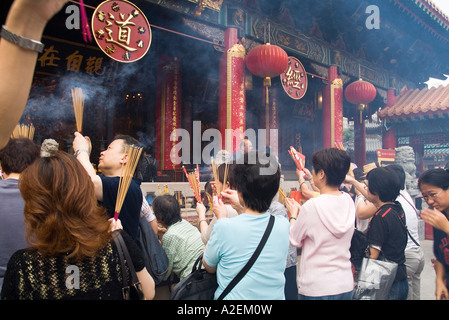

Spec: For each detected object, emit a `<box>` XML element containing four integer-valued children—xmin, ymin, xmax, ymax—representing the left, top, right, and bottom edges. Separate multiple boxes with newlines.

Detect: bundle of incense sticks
<box><xmin>210</xmin><ymin>158</ymin><xmax>229</xmax><ymax>198</ymax></box>
<box><xmin>114</xmin><ymin>145</ymin><xmax>143</xmax><ymax>221</ymax></box>
<box><xmin>288</xmin><ymin>146</ymin><xmax>305</xmax><ymax>171</ymax></box>
<box><xmin>183</xmin><ymin>166</ymin><xmax>201</xmax><ymax>202</ymax></box>
<box><xmin>71</xmin><ymin>87</ymin><xmax>85</xmax><ymax>133</ymax></box>
<box><xmin>334</xmin><ymin>141</ymin><xmax>345</xmax><ymax>150</ymax></box>
<box><xmin>10</xmin><ymin>123</ymin><xmax>35</xmax><ymax>140</ymax></box>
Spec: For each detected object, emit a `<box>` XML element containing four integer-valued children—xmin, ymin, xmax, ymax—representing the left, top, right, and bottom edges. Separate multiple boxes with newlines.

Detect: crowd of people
<box><xmin>1</xmin><ymin>131</ymin><xmax>448</xmax><ymax>300</ymax></box>
<box><xmin>0</xmin><ymin>0</ymin><xmax>449</xmax><ymax>301</ymax></box>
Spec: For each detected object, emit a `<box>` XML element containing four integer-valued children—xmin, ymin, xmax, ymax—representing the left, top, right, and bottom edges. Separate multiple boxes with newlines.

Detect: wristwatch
<box><xmin>1</xmin><ymin>25</ymin><xmax>44</xmax><ymax>53</ymax></box>
<box><xmin>73</xmin><ymin>149</ymin><xmax>89</xmax><ymax>158</ymax></box>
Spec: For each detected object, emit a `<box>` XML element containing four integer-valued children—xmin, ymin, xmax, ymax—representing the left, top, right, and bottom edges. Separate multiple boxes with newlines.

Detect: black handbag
<box><xmin>350</xmin><ymin>228</ymin><xmax>369</xmax><ymax>263</ymax></box>
<box><xmin>170</xmin><ymin>215</ymin><xmax>275</xmax><ymax>300</ymax></box>
<box><xmin>113</xmin><ymin>232</ymin><xmax>145</xmax><ymax>300</ymax></box>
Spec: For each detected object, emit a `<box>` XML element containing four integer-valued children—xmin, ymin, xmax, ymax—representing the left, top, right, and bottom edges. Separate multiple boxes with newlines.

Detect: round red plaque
<box><xmin>280</xmin><ymin>56</ymin><xmax>308</xmax><ymax>100</ymax></box>
<box><xmin>91</xmin><ymin>0</ymin><xmax>152</xmax><ymax>63</ymax></box>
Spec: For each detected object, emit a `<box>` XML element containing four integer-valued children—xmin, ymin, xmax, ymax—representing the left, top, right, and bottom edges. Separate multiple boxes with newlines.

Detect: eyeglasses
<box><xmin>422</xmin><ymin>190</ymin><xmax>443</xmax><ymax>202</ymax></box>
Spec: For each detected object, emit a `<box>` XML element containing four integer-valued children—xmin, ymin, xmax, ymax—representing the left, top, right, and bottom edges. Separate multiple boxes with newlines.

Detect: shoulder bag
<box><xmin>170</xmin><ymin>215</ymin><xmax>275</xmax><ymax>300</ymax></box>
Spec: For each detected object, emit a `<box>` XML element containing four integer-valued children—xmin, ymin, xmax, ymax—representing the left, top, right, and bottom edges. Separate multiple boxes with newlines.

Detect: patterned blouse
<box><xmin>1</xmin><ymin>232</ymin><xmax>144</xmax><ymax>300</ymax></box>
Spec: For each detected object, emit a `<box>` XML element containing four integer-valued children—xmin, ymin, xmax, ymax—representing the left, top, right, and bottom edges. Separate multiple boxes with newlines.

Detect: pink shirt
<box><xmin>290</xmin><ymin>192</ymin><xmax>355</xmax><ymax>297</ymax></box>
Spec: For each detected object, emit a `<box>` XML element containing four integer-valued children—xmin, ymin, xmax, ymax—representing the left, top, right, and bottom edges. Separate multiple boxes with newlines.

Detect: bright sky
<box><xmin>425</xmin><ymin>0</ymin><xmax>449</xmax><ymax>88</ymax></box>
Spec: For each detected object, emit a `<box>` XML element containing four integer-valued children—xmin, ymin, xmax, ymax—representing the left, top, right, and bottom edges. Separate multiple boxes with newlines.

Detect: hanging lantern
<box><xmin>246</xmin><ymin>43</ymin><xmax>288</xmax><ymax>104</ymax></box>
<box><xmin>344</xmin><ymin>78</ymin><xmax>377</xmax><ymax>123</ymax></box>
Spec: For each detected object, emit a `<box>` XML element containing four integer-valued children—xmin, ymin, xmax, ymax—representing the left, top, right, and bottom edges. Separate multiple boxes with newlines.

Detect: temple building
<box><xmin>2</xmin><ymin>0</ymin><xmax>449</xmax><ymax>182</ymax></box>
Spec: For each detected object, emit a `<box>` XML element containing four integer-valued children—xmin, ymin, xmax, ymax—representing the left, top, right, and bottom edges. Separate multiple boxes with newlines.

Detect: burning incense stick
<box><xmin>114</xmin><ymin>145</ymin><xmax>143</xmax><ymax>220</ymax></box>
<box><xmin>71</xmin><ymin>88</ymin><xmax>85</xmax><ymax>133</ymax></box>
<box><xmin>11</xmin><ymin>123</ymin><xmax>35</xmax><ymax>140</ymax></box>
<box><xmin>211</xmin><ymin>157</ymin><xmax>220</xmax><ymax>195</ymax></box>
<box><xmin>183</xmin><ymin>166</ymin><xmax>201</xmax><ymax>202</ymax></box>
<box><xmin>222</xmin><ymin>162</ymin><xmax>229</xmax><ymax>191</ymax></box>
<box><xmin>278</xmin><ymin>188</ymin><xmax>286</xmax><ymax>199</ymax></box>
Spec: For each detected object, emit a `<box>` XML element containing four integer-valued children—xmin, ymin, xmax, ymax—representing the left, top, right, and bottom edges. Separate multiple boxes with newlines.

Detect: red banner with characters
<box><xmin>331</xmin><ymin>78</ymin><xmax>344</xmax><ymax>148</ymax></box>
<box><xmin>156</xmin><ymin>57</ymin><xmax>182</xmax><ymax>170</ymax></box>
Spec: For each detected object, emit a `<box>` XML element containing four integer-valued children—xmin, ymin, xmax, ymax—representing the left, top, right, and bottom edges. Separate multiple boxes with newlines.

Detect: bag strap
<box><xmin>217</xmin><ymin>214</ymin><xmax>275</xmax><ymax>300</ymax></box>
<box><xmin>398</xmin><ymin>195</ymin><xmax>420</xmax><ymax>247</ymax></box>
<box><xmin>113</xmin><ymin>231</ymin><xmax>143</xmax><ymax>299</ymax></box>
<box><xmin>113</xmin><ymin>233</ymin><xmax>129</xmax><ymax>299</ymax></box>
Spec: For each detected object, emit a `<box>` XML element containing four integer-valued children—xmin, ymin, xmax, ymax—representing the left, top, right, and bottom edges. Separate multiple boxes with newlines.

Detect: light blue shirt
<box><xmin>203</xmin><ymin>212</ymin><xmax>289</xmax><ymax>300</ymax></box>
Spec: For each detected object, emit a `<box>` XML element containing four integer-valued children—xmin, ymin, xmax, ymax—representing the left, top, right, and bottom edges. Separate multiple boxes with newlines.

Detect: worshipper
<box><xmin>351</xmin><ymin>167</ymin><xmax>371</xmax><ymax>233</ymax></box>
<box><xmin>1</xmin><ymin>151</ymin><xmax>155</xmax><ymax>300</ymax></box>
<box><xmin>202</xmin><ymin>151</ymin><xmax>290</xmax><ymax>300</ymax></box>
<box><xmin>73</xmin><ymin>132</ymin><xmax>143</xmax><ymax>240</ymax></box>
<box><xmin>136</xmin><ymin>145</ymin><xmax>158</xmax><ymax>182</ymax></box>
<box><xmin>196</xmin><ymin>165</ymin><xmax>238</xmax><ymax>245</ymax></box>
<box><xmin>0</xmin><ymin>0</ymin><xmax>68</xmax><ymax>149</ymax></box>
<box><xmin>296</xmin><ymin>167</ymin><xmax>320</xmax><ymax>200</ymax></box>
<box><xmin>364</xmin><ymin>167</ymin><xmax>408</xmax><ymax>300</ymax></box>
<box><xmin>141</xmin><ymin>196</ymin><xmax>159</xmax><ymax>235</ymax></box>
<box><xmin>287</xmin><ymin>148</ymin><xmax>355</xmax><ymax>300</ymax></box>
<box><xmin>231</xmin><ymin>138</ymin><xmax>253</xmax><ymax>162</ymax></box>
<box><xmin>418</xmin><ymin>168</ymin><xmax>449</xmax><ymax>300</ymax></box>
<box><xmin>153</xmin><ymin>195</ymin><xmax>204</xmax><ymax>282</ymax></box>
<box><xmin>387</xmin><ymin>164</ymin><xmax>424</xmax><ymax>300</ymax></box>
<box><xmin>0</xmin><ymin>138</ymin><xmax>40</xmax><ymax>290</ymax></box>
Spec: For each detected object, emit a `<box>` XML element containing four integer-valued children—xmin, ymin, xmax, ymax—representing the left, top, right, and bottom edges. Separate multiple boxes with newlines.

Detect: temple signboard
<box><xmin>280</xmin><ymin>56</ymin><xmax>308</xmax><ymax>100</ymax></box>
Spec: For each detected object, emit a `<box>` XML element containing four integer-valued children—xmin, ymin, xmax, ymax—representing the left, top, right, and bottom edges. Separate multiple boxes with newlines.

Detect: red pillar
<box><xmin>322</xmin><ymin>66</ymin><xmax>343</xmax><ymax>148</ymax></box>
<box><xmin>382</xmin><ymin>89</ymin><xmax>397</xmax><ymax>149</ymax></box>
<box><xmin>218</xmin><ymin>28</ymin><xmax>246</xmax><ymax>153</ymax></box>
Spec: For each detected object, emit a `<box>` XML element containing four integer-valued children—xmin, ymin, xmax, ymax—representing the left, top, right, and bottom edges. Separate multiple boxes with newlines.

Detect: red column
<box><xmin>382</xmin><ymin>89</ymin><xmax>397</xmax><ymax>149</ymax></box>
<box><xmin>155</xmin><ymin>56</ymin><xmax>182</xmax><ymax>170</ymax></box>
<box><xmin>322</xmin><ymin>66</ymin><xmax>343</xmax><ymax>148</ymax></box>
<box><xmin>218</xmin><ymin>28</ymin><xmax>246</xmax><ymax>153</ymax></box>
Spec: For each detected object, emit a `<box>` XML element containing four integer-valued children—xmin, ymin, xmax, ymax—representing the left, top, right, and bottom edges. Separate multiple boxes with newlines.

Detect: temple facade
<box><xmin>2</xmin><ymin>0</ymin><xmax>449</xmax><ymax>181</ymax></box>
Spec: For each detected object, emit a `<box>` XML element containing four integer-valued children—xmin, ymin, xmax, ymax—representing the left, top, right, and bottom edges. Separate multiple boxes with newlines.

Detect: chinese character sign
<box><xmin>92</xmin><ymin>0</ymin><xmax>151</xmax><ymax>63</ymax></box>
<box><xmin>280</xmin><ymin>56</ymin><xmax>308</xmax><ymax>100</ymax></box>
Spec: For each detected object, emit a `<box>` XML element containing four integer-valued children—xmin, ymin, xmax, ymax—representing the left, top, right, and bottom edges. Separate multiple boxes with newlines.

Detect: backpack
<box><xmin>135</xmin><ymin>216</ymin><xmax>169</xmax><ymax>285</ymax></box>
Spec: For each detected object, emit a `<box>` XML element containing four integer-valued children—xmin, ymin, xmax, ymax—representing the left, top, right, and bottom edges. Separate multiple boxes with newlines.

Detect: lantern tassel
<box><xmin>79</xmin><ymin>0</ymin><xmax>92</xmax><ymax>43</ymax></box>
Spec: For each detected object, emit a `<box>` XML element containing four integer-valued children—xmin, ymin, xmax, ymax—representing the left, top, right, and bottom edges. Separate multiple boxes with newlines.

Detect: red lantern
<box><xmin>246</xmin><ymin>43</ymin><xmax>288</xmax><ymax>105</ymax></box>
<box><xmin>344</xmin><ymin>78</ymin><xmax>377</xmax><ymax>122</ymax></box>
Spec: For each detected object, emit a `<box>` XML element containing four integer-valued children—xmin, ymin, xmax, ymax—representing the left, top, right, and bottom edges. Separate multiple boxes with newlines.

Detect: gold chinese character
<box><xmin>66</xmin><ymin>51</ymin><xmax>83</xmax><ymax>73</ymax></box>
<box><xmin>85</xmin><ymin>57</ymin><xmax>106</xmax><ymax>76</ymax></box>
<box><xmin>38</xmin><ymin>45</ymin><xmax>60</xmax><ymax>67</ymax></box>
<box><xmin>105</xmin><ymin>13</ymin><xmax>138</xmax><ymax>52</ymax></box>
